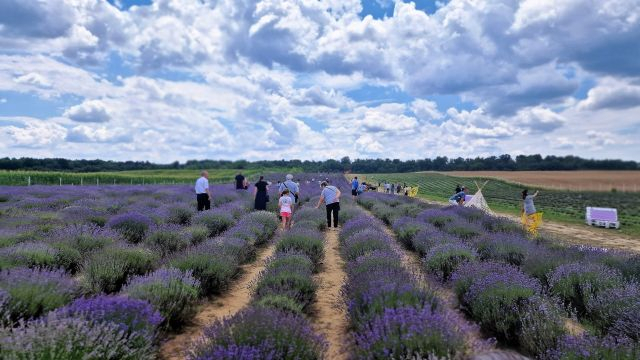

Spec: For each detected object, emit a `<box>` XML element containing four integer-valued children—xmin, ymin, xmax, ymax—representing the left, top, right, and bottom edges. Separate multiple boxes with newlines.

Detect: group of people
<box><xmin>195</xmin><ymin>172</ymin><xmax>341</xmax><ymax>231</ymax></box>
<box><xmin>380</xmin><ymin>181</ymin><xmax>410</xmax><ymax>196</ymax></box>
<box><xmin>196</xmin><ymin>171</ymin><xmax>541</xmax><ymax>235</ymax></box>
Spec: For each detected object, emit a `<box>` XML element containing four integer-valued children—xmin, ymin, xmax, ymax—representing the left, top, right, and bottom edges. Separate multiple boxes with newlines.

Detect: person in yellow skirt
<box><xmin>521</xmin><ymin>189</ymin><xmax>542</xmax><ymax>236</ymax></box>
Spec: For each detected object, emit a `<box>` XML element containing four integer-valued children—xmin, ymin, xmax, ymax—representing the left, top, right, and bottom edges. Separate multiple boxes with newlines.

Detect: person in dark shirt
<box><xmin>235</xmin><ymin>173</ymin><xmax>245</xmax><ymax>190</ymax></box>
<box><xmin>455</xmin><ymin>184</ymin><xmax>462</xmax><ymax>193</ymax></box>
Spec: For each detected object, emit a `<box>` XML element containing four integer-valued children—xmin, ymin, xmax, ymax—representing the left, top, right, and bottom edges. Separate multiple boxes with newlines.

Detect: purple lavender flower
<box><xmin>54</xmin><ymin>295</ymin><xmax>163</xmax><ymax>342</ymax></box>
<box><xmin>586</xmin><ymin>282</ymin><xmax>640</xmax><ymax>340</ymax></box>
<box><xmin>0</xmin><ymin>241</ymin><xmax>57</xmax><ymax>269</ymax></box>
<box><xmin>546</xmin><ymin>334</ymin><xmax>640</xmax><ymax>360</ymax></box>
<box><xmin>0</xmin><ymin>267</ymin><xmax>79</xmax><ymax>321</ymax></box>
<box><xmin>353</xmin><ymin>306</ymin><xmax>467</xmax><ymax>359</ymax></box>
<box><xmin>189</xmin><ymin>307</ymin><xmax>326</xmax><ymax>360</ymax></box>
<box><xmin>548</xmin><ymin>262</ymin><xmax>624</xmax><ymax>316</ymax></box>
<box><xmin>392</xmin><ymin>216</ymin><xmax>428</xmax><ymax>247</ymax></box>
<box><xmin>0</xmin><ymin>312</ymin><xmax>156</xmax><ymax>359</ymax></box>
<box><xmin>423</xmin><ymin>241</ymin><xmax>477</xmax><ymax>281</ymax></box>
<box><xmin>341</xmin><ymin>228</ymin><xmax>394</xmax><ymax>261</ymax></box>
<box><xmin>124</xmin><ymin>267</ymin><xmax>200</xmax><ymax>329</ymax></box>
<box><xmin>107</xmin><ymin>212</ymin><xmax>154</xmax><ymax>244</ymax></box>
<box><xmin>475</xmin><ymin>232</ymin><xmax>537</xmax><ymax>266</ymax></box>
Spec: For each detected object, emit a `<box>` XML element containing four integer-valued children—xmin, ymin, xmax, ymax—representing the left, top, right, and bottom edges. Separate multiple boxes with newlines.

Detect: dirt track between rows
<box><xmin>310</xmin><ymin>229</ymin><xmax>350</xmax><ymax>360</ymax></box>
<box><xmin>159</xmin><ymin>242</ymin><xmax>277</xmax><ymax>360</ymax></box>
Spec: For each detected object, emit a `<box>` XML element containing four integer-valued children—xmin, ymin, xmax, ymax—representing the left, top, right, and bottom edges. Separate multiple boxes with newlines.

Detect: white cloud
<box><xmin>64</xmin><ymin>100</ymin><xmax>111</xmax><ymax>123</ymax></box>
<box><xmin>3</xmin><ymin>119</ymin><xmax>67</xmax><ymax>147</ymax></box>
<box><xmin>1</xmin><ymin>0</ymin><xmax>639</xmax><ymax>161</ymax></box>
<box><xmin>578</xmin><ymin>78</ymin><xmax>640</xmax><ymax>110</ymax></box>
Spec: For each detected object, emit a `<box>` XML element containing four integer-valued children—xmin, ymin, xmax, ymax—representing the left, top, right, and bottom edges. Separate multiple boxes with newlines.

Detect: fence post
<box><xmin>59</xmin><ymin>177</ymin><xmax>62</xmax><ymax>186</ymax></box>
<box><xmin>28</xmin><ymin>176</ymin><xmax>31</xmax><ymax>186</ymax></box>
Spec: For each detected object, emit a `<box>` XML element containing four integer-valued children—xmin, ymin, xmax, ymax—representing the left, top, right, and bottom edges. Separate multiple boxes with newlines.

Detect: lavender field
<box><xmin>0</xmin><ymin>176</ymin><xmax>638</xmax><ymax>359</ymax></box>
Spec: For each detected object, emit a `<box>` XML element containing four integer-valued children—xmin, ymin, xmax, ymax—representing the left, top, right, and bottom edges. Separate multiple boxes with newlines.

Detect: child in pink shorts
<box><xmin>279</xmin><ymin>189</ymin><xmax>294</xmax><ymax>230</ymax></box>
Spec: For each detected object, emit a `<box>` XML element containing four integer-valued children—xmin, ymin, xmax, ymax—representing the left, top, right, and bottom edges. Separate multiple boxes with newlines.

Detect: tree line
<box><xmin>0</xmin><ymin>155</ymin><xmax>637</xmax><ymax>173</ymax></box>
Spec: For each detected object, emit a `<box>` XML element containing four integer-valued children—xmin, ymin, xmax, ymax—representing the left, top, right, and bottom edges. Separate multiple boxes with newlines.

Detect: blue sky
<box><xmin>0</xmin><ymin>0</ymin><xmax>639</xmax><ymax>161</ymax></box>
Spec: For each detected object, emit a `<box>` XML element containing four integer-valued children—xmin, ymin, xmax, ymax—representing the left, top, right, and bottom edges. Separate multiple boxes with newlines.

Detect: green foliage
<box><xmin>256</xmin><ymin>294</ymin><xmax>304</xmax><ymax>315</ymax></box>
<box><xmin>83</xmin><ymin>247</ymin><xmax>158</xmax><ymax>294</ymax></box>
<box><xmin>170</xmin><ymin>253</ymin><xmax>238</xmax><ymax>295</ymax></box>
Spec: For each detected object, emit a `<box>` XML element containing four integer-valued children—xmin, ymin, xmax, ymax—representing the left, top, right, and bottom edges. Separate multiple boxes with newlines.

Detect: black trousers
<box><xmin>326</xmin><ymin>202</ymin><xmax>340</xmax><ymax>228</ymax></box>
<box><xmin>197</xmin><ymin>193</ymin><xmax>210</xmax><ymax>211</ymax></box>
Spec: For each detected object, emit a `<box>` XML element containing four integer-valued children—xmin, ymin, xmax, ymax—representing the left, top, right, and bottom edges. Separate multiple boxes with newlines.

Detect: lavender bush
<box><xmin>475</xmin><ymin>233</ymin><xmax>535</xmax><ymax>266</ymax></box>
<box><xmin>0</xmin><ymin>242</ymin><xmax>57</xmax><ymax>270</ymax></box>
<box><xmin>275</xmin><ymin>228</ymin><xmax>324</xmax><ymax>265</ymax></box>
<box><xmin>193</xmin><ymin>210</ymin><xmax>235</xmax><ymax>238</ymax></box>
<box><xmin>189</xmin><ymin>307</ymin><xmax>326</xmax><ymax>360</ymax></box>
<box><xmin>166</xmin><ymin>206</ymin><xmax>195</xmax><ymax>225</ymax></box>
<box><xmin>107</xmin><ymin>212</ymin><xmax>154</xmax><ymax>244</ymax></box>
<box><xmin>0</xmin><ymin>267</ymin><xmax>79</xmax><ymax>322</ymax></box>
<box><xmin>84</xmin><ymin>246</ymin><xmax>158</xmax><ymax>293</ymax></box>
<box><xmin>170</xmin><ymin>247</ymin><xmax>239</xmax><ymax>295</ymax></box>
<box><xmin>392</xmin><ymin>217</ymin><xmax>428</xmax><ymax>247</ymax></box>
<box><xmin>546</xmin><ymin>335</ymin><xmax>640</xmax><ymax>360</ymax></box>
<box><xmin>341</xmin><ymin>228</ymin><xmax>393</xmax><ymax>262</ymax></box>
<box><xmin>586</xmin><ymin>282</ymin><xmax>640</xmax><ymax>340</ymax></box>
<box><xmin>144</xmin><ymin>224</ymin><xmax>190</xmax><ymax>257</ymax></box>
<box><xmin>353</xmin><ymin>306</ymin><xmax>467</xmax><ymax>359</ymax></box>
<box><xmin>123</xmin><ymin>267</ymin><xmax>200</xmax><ymax>329</ymax></box>
<box><xmin>254</xmin><ymin>252</ymin><xmax>316</xmax><ymax>312</ymax></box>
<box><xmin>548</xmin><ymin>262</ymin><xmax>624</xmax><ymax>317</ymax></box>
<box><xmin>423</xmin><ymin>242</ymin><xmax>477</xmax><ymax>281</ymax></box>
<box><xmin>54</xmin><ymin>295</ymin><xmax>163</xmax><ymax>348</ymax></box>
<box><xmin>0</xmin><ymin>313</ymin><xmax>156</xmax><ymax>359</ymax></box>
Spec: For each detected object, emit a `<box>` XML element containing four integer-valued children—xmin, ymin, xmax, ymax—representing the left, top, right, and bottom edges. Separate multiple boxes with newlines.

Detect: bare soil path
<box><xmin>159</xmin><ymin>242</ymin><xmax>277</xmax><ymax>360</ymax></box>
<box><xmin>310</xmin><ymin>228</ymin><xmax>350</xmax><ymax>360</ymax></box>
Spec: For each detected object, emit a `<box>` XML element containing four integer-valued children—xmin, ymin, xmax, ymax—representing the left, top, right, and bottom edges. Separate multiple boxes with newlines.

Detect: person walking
<box><xmin>316</xmin><ymin>181</ymin><xmax>341</xmax><ymax>229</ymax></box>
<box><xmin>391</xmin><ymin>183</ymin><xmax>396</xmax><ymax>194</ymax></box>
<box><xmin>521</xmin><ymin>189</ymin><xmax>542</xmax><ymax>236</ymax></box>
<box><xmin>254</xmin><ymin>176</ymin><xmax>269</xmax><ymax>211</ymax></box>
<box><xmin>235</xmin><ymin>173</ymin><xmax>246</xmax><ymax>190</ymax></box>
<box><xmin>351</xmin><ymin>176</ymin><xmax>359</xmax><ymax>200</ymax></box>
<box><xmin>279</xmin><ymin>174</ymin><xmax>300</xmax><ymax>203</ymax></box>
<box><xmin>195</xmin><ymin>170</ymin><xmax>211</xmax><ymax>211</ymax></box>
<box><xmin>449</xmin><ymin>186</ymin><xmax>466</xmax><ymax>206</ymax></box>
<box><xmin>279</xmin><ymin>188</ymin><xmax>294</xmax><ymax>230</ymax></box>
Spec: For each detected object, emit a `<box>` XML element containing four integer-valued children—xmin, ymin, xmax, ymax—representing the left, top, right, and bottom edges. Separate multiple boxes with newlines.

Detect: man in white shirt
<box><xmin>278</xmin><ymin>174</ymin><xmax>300</xmax><ymax>203</ymax></box>
<box><xmin>195</xmin><ymin>170</ymin><xmax>211</xmax><ymax>211</ymax></box>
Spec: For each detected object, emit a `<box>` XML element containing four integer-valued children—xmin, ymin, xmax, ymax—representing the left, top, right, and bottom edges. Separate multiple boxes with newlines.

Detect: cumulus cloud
<box><xmin>514</xmin><ymin>107</ymin><xmax>566</xmax><ymax>134</ymax></box>
<box><xmin>2</xmin><ymin>119</ymin><xmax>67</xmax><ymax>147</ymax></box>
<box><xmin>1</xmin><ymin>0</ymin><xmax>639</xmax><ymax>161</ymax></box>
<box><xmin>66</xmin><ymin>125</ymin><xmax>132</xmax><ymax>143</ymax></box>
<box><xmin>578</xmin><ymin>78</ymin><xmax>640</xmax><ymax>110</ymax></box>
<box><xmin>64</xmin><ymin>100</ymin><xmax>111</xmax><ymax>123</ymax></box>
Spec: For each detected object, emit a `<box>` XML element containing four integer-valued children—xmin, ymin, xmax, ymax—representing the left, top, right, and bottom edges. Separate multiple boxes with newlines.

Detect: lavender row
<box><xmin>188</xmin><ymin>203</ymin><xmax>327</xmax><ymax>359</ymax></box>
<box><xmin>0</xmin><ymin>210</ymin><xmax>279</xmax><ymax>359</ymax></box>
<box><xmin>339</xmin><ymin>206</ymin><xmax>476</xmax><ymax>359</ymax></box>
<box><xmin>359</xmin><ymin>192</ymin><xmax>640</xmax><ymax>358</ymax></box>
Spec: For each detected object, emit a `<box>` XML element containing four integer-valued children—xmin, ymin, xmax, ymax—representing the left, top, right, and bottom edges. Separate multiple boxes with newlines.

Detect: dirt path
<box><xmin>159</xmin><ymin>242</ymin><xmax>277</xmax><ymax>360</ymax></box>
<box><xmin>415</xmin><ymin>196</ymin><xmax>640</xmax><ymax>253</ymax></box>
<box><xmin>310</xmin><ymin>228</ymin><xmax>350</xmax><ymax>360</ymax></box>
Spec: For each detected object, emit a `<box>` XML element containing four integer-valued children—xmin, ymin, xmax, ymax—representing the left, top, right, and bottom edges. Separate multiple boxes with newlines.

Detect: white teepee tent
<box><xmin>464</xmin><ymin>181</ymin><xmax>492</xmax><ymax>213</ymax></box>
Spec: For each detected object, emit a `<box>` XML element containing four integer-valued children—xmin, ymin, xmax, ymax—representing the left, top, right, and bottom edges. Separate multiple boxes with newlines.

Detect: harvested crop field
<box><xmin>445</xmin><ymin>170</ymin><xmax>640</xmax><ymax>192</ymax></box>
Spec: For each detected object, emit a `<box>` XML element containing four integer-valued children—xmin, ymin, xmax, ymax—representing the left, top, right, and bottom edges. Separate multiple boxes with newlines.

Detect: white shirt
<box><xmin>195</xmin><ymin>177</ymin><xmax>209</xmax><ymax>194</ymax></box>
<box><xmin>279</xmin><ymin>195</ymin><xmax>293</xmax><ymax>213</ymax></box>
